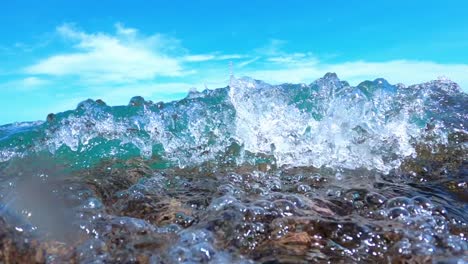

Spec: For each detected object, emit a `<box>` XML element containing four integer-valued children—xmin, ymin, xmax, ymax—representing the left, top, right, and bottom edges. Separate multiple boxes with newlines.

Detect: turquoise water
<box><xmin>0</xmin><ymin>74</ymin><xmax>466</xmax><ymax>263</ymax></box>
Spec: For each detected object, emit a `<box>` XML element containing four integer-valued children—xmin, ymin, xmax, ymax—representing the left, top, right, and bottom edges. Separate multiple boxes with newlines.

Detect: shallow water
<box><xmin>0</xmin><ymin>74</ymin><xmax>466</xmax><ymax>263</ymax></box>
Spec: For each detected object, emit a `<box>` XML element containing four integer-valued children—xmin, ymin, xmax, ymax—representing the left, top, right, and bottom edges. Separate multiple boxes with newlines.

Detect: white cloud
<box><xmin>183</xmin><ymin>53</ymin><xmax>244</xmax><ymax>62</ymax></box>
<box><xmin>241</xmin><ymin>41</ymin><xmax>468</xmax><ymax>90</ymax></box>
<box><xmin>0</xmin><ymin>76</ymin><xmax>49</xmax><ymax>91</ymax></box>
<box><xmin>21</xmin><ymin>76</ymin><xmax>48</xmax><ymax>87</ymax></box>
<box><xmin>243</xmin><ymin>57</ymin><xmax>468</xmax><ymax>89</ymax></box>
<box><xmin>323</xmin><ymin>60</ymin><xmax>468</xmax><ymax>88</ymax></box>
<box><xmin>183</xmin><ymin>54</ymin><xmax>217</xmax><ymax>62</ymax></box>
<box><xmin>10</xmin><ymin>24</ymin><xmax>468</xmax><ymax>119</ymax></box>
<box><xmin>267</xmin><ymin>53</ymin><xmax>318</xmax><ymax>65</ymax></box>
<box><xmin>24</xmin><ymin>24</ymin><xmax>185</xmax><ymax>84</ymax></box>
<box><xmin>237</xmin><ymin>57</ymin><xmax>261</xmax><ymax>68</ymax></box>
<box><xmin>13</xmin><ymin>24</ymin><xmax>468</xmax><ymax>92</ymax></box>
<box><xmin>216</xmin><ymin>54</ymin><xmax>244</xmax><ymax>60</ymax></box>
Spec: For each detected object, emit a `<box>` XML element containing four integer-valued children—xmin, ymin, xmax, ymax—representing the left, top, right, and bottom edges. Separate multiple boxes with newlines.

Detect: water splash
<box><xmin>0</xmin><ymin>73</ymin><xmax>466</xmax><ymax>262</ymax></box>
<box><xmin>3</xmin><ymin>73</ymin><xmax>464</xmax><ymax>173</ymax></box>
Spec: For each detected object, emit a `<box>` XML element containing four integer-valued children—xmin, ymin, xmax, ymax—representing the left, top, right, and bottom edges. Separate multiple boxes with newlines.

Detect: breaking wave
<box><xmin>0</xmin><ymin>73</ymin><xmax>466</xmax><ymax>263</ymax></box>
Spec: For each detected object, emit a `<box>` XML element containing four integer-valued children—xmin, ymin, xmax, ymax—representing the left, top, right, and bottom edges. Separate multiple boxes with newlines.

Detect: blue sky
<box><xmin>1</xmin><ymin>0</ymin><xmax>468</xmax><ymax>125</ymax></box>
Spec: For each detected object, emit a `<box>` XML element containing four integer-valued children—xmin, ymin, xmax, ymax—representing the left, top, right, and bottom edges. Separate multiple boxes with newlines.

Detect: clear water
<box><xmin>0</xmin><ymin>73</ymin><xmax>466</xmax><ymax>263</ymax></box>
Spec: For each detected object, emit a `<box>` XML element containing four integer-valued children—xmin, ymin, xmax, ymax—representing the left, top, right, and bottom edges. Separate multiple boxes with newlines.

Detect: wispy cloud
<box><xmin>20</xmin><ymin>76</ymin><xmax>49</xmax><ymax>88</ymax></box>
<box><xmin>21</xmin><ymin>25</ymin><xmax>468</xmax><ymax>93</ymax></box>
<box><xmin>323</xmin><ymin>60</ymin><xmax>468</xmax><ymax>87</ymax></box>
<box><xmin>24</xmin><ymin>23</ymin><xmax>186</xmax><ymax>84</ymax></box>
<box><xmin>237</xmin><ymin>57</ymin><xmax>261</xmax><ymax>68</ymax></box>
<box><xmin>243</xmin><ymin>57</ymin><xmax>468</xmax><ymax>88</ymax></box>
<box><xmin>239</xmin><ymin>40</ymin><xmax>467</xmax><ymax>89</ymax></box>
<box><xmin>183</xmin><ymin>53</ymin><xmax>244</xmax><ymax>62</ymax></box>
<box><xmin>3</xmin><ymin>23</ymin><xmax>467</xmax><ymax>125</ymax></box>
<box><xmin>0</xmin><ymin>76</ymin><xmax>50</xmax><ymax>91</ymax></box>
